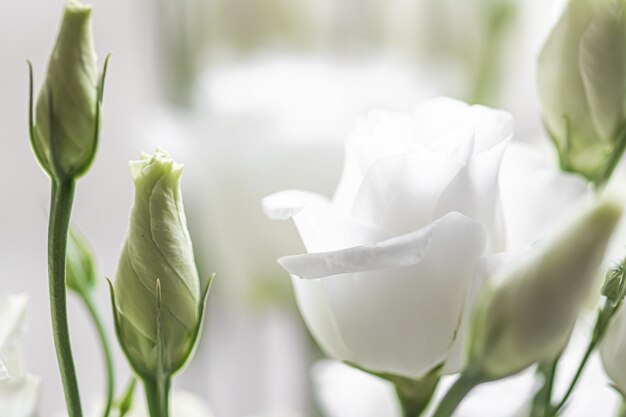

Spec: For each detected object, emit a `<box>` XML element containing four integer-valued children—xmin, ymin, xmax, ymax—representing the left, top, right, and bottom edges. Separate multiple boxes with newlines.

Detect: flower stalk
<box><xmin>82</xmin><ymin>293</ymin><xmax>115</xmax><ymax>417</ymax></box>
<box><xmin>431</xmin><ymin>372</ymin><xmax>483</xmax><ymax>417</ymax></box>
<box><xmin>48</xmin><ymin>178</ymin><xmax>83</xmax><ymax>417</ymax></box>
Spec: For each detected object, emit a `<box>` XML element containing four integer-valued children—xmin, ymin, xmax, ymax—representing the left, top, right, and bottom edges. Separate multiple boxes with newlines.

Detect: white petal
<box><xmin>499</xmin><ymin>142</ymin><xmax>590</xmax><ymax>251</ymax></box>
<box><xmin>262</xmin><ymin>190</ymin><xmax>330</xmax><ymax>221</ymax></box>
<box><xmin>264</xmin><ymin>190</ymin><xmax>392</xmax><ymax>253</ymax></box>
<box><xmin>435</xmin><ymin>140</ymin><xmax>508</xmax><ymax>251</ymax></box>
<box><xmin>442</xmin><ymin>252</ymin><xmax>516</xmax><ymax>374</ymax></box>
<box><xmin>412</xmin><ymin>98</ymin><xmax>513</xmax><ymax>152</ymax></box>
<box><xmin>600</xmin><ymin>302</ymin><xmax>626</xmax><ymax>394</ymax></box>
<box><xmin>0</xmin><ymin>375</ymin><xmax>40</xmax><ymax>417</ymax></box>
<box><xmin>287</xmin><ymin>212</ymin><xmax>487</xmax><ymax>378</ymax></box>
<box><xmin>349</xmin><ymin>139</ymin><xmax>473</xmax><ymax>235</ymax></box>
<box><xmin>0</xmin><ymin>295</ymin><xmax>28</xmax><ymax>378</ymax></box>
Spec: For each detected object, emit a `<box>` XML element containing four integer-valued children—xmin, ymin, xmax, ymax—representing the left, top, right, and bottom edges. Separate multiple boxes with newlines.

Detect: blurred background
<box><xmin>0</xmin><ymin>0</ymin><xmax>559</xmax><ymax>415</ymax></box>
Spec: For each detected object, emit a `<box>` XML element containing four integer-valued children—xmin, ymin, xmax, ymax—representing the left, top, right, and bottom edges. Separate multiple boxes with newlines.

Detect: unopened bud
<box><xmin>537</xmin><ymin>0</ymin><xmax>626</xmax><ymax>180</ymax></box>
<box><xmin>111</xmin><ymin>149</ymin><xmax>209</xmax><ymax>378</ymax></box>
<box><xmin>469</xmin><ymin>198</ymin><xmax>622</xmax><ymax>380</ymax></box>
<box><xmin>31</xmin><ymin>0</ymin><xmax>102</xmax><ymax>180</ymax></box>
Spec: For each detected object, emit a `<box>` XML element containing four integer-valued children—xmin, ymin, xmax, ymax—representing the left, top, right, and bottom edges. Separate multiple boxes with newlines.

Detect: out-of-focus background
<box><xmin>0</xmin><ymin>0</ymin><xmax>558</xmax><ymax>415</ymax></box>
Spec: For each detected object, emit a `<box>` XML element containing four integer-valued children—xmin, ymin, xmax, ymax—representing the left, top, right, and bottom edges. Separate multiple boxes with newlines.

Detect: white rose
<box><xmin>0</xmin><ymin>294</ymin><xmax>40</xmax><ymax>417</ymax></box>
<box><xmin>264</xmin><ymin>97</ymin><xmax>591</xmax><ymax>380</ymax></box>
<box><xmin>264</xmin><ymin>97</ymin><xmax>512</xmax><ymax>378</ymax></box>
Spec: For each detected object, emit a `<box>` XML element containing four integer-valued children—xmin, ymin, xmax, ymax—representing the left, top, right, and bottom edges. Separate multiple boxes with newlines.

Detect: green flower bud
<box><xmin>66</xmin><ymin>227</ymin><xmax>98</xmax><ymax>295</ymax></box>
<box><xmin>30</xmin><ymin>0</ymin><xmax>104</xmax><ymax>180</ymax></box>
<box><xmin>468</xmin><ymin>198</ymin><xmax>622</xmax><ymax>380</ymax></box>
<box><xmin>111</xmin><ymin>149</ymin><xmax>210</xmax><ymax>378</ymax></box>
<box><xmin>602</xmin><ymin>262</ymin><xmax>626</xmax><ymax>306</ymax></box>
<box><xmin>537</xmin><ymin>0</ymin><xmax>626</xmax><ymax>180</ymax></box>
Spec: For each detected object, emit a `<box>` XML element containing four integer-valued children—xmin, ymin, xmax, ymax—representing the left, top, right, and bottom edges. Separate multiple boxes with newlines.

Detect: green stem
<box><xmin>393</xmin><ymin>374</ymin><xmax>440</xmax><ymax>417</ymax></box>
<box><xmin>469</xmin><ymin>0</ymin><xmax>516</xmax><ymax>104</ymax></box>
<box><xmin>530</xmin><ymin>359</ymin><xmax>559</xmax><ymax>417</ymax></box>
<box><xmin>83</xmin><ymin>294</ymin><xmax>115</xmax><ymax>417</ymax></box>
<box><xmin>552</xmin><ymin>301</ymin><xmax>617</xmax><ymax>414</ymax></box>
<box><xmin>144</xmin><ymin>376</ymin><xmax>171</xmax><ymax>417</ymax></box>
<box><xmin>431</xmin><ymin>373</ymin><xmax>481</xmax><ymax>417</ymax></box>
<box><xmin>49</xmin><ymin>179</ymin><xmax>83</xmax><ymax>417</ymax></box>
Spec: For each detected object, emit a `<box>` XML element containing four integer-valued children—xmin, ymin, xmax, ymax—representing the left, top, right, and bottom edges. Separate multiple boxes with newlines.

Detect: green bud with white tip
<box><xmin>30</xmin><ymin>0</ymin><xmax>106</xmax><ymax>181</ymax></box>
<box><xmin>537</xmin><ymin>0</ymin><xmax>626</xmax><ymax>181</ymax></box>
<box><xmin>468</xmin><ymin>198</ymin><xmax>622</xmax><ymax>380</ymax></box>
<box><xmin>66</xmin><ymin>227</ymin><xmax>98</xmax><ymax>296</ymax></box>
<box><xmin>110</xmin><ymin>149</ymin><xmax>211</xmax><ymax>381</ymax></box>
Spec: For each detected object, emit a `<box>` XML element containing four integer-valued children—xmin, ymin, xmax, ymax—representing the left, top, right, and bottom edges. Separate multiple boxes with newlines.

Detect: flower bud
<box><xmin>602</xmin><ymin>262</ymin><xmax>626</xmax><ymax>306</ymax></box>
<box><xmin>111</xmin><ymin>149</ymin><xmax>209</xmax><ymax>378</ymax></box>
<box><xmin>537</xmin><ymin>0</ymin><xmax>626</xmax><ymax>180</ymax></box>
<box><xmin>30</xmin><ymin>0</ymin><xmax>101</xmax><ymax>180</ymax></box>
<box><xmin>468</xmin><ymin>198</ymin><xmax>622</xmax><ymax>380</ymax></box>
<box><xmin>66</xmin><ymin>228</ymin><xmax>98</xmax><ymax>295</ymax></box>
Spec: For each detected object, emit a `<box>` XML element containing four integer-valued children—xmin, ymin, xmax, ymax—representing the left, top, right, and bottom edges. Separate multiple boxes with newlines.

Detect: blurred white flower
<box><xmin>174</xmin><ymin>56</ymin><xmax>434</xmax><ymax>306</ymax></box>
<box><xmin>537</xmin><ymin>0</ymin><xmax>626</xmax><ymax>180</ymax></box>
<box><xmin>122</xmin><ymin>390</ymin><xmax>213</xmax><ymax>417</ymax></box>
<box><xmin>0</xmin><ymin>294</ymin><xmax>40</xmax><ymax>417</ymax></box>
<box><xmin>68</xmin><ymin>390</ymin><xmax>213</xmax><ymax>417</ymax></box>
<box><xmin>600</xmin><ymin>302</ymin><xmax>626</xmax><ymax>395</ymax></box>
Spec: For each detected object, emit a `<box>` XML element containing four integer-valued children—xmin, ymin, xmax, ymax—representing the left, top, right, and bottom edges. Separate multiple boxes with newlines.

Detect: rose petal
<box><xmin>499</xmin><ymin>142</ymin><xmax>590</xmax><ymax>251</ymax></box>
<box><xmin>264</xmin><ymin>190</ymin><xmax>392</xmax><ymax>253</ymax></box>
<box><xmin>435</xmin><ymin>140</ymin><xmax>508</xmax><ymax>251</ymax></box>
<box><xmin>284</xmin><ymin>212</ymin><xmax>487</xmax><ymax>378</ymax></box>
<box><xmin>349</xmin><ymin>139</ymin><xmax>473</xmax><ymax>235</ymax></box>
<box><xmin>412</xmin><ymin>98</ymin><xmax>513</xmax><ymax>152</ymax></box>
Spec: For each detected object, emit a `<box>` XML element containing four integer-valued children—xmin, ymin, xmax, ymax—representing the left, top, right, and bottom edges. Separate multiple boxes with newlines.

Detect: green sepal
<box><xmin>108</xmin><ymin>278</ymin><xmax>152</xmax><ymax>380</ymax></box>
<box><xmin>27</xmin><ymin>61</ymin><xmax>52</xmax><ymax>177</ymax></box>
<box><xmin>170</xmin><ymin>273</ymin><xmax>214</xmax><ymax>374</ymax></box>
<box><xmin>345</xmin><ymin>361</ymin><xmax>441</xmax><ymax>416</ymax></box>
<box><xmin>108</xmin><ymin>273</ymin><xmax>214</xmax><ymax>380</ymax></box>
<box><xmin>73</xmin><ymin>53</ymin><xmax>111</xmax><ymax>179</ymax></box>
<box><xmin>27</xmin><ymin>53</ymin><xmax>111</xmax><ymax>181</ymax></box>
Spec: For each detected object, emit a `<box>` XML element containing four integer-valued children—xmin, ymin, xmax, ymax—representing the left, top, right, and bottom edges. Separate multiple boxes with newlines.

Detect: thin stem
<box><xmin>144</xmin><ymin>376</ymin><xmax>171</xmax><ymax>417</ymax></box>
<box><xmin>530</xmin><ymin>359</ymin><xmax>559</xmax><ymax>417</ymax></box>
<box><xmin>393</xmin><ymin>374</ymin><xmax>440</xmax><ymax>417</ymax></box>
<box><xmin>49</xmin><ymin>179</ymin><xmax>83</xmax><ymax>417</ymax></box>
<box><xmin>83</xmin><ymin>294</ymin><xmax>115</xmax><ymax>417</ymax></box>
<box><xmin>553</xmin><ymin>301</ymin><xmax>617</xmax><ymax>413</ymax></box>
<box><xmin>431</xmin><ymin>373</ymin><xmax>481</xmax><ymax>417</ymax></box>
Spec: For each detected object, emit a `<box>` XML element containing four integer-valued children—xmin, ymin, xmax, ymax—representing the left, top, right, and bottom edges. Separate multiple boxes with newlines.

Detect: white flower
<box><xmin>0</xmin><ymin>294</ymin><xmax>40</xmax><ymax>417</ymax></box>
<box><xmin>264</xmin><ymin>97</ymin><xmax>593</xmax><ymax>380</ymax></box>
<box><xmin>600</xmin><ymin>301</ymin><xmax>626</xmax><ymax>395</ymax></box>
<box><xmin>264</xmin><ymin>97</ymin><xmax>513</xmax><ymax>378</ymax></box>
